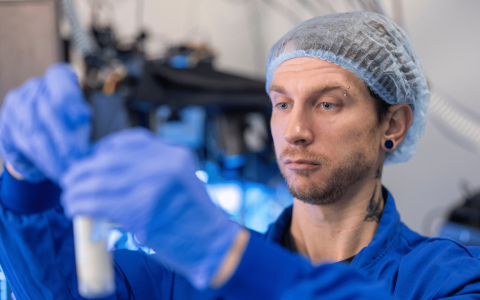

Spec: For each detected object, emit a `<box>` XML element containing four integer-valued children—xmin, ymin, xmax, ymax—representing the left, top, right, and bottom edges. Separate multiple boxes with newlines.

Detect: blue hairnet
<box><xmin>266</xmin><ymin>12</ymin><xmax>430</xmax><ymax>165</ymax></box>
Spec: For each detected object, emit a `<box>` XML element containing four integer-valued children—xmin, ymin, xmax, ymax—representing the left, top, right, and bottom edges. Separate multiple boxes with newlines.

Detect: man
<box><xmin>0</xmin><ymin>11</ymin><xmax>479</xmax><ymax>300</ymax></box>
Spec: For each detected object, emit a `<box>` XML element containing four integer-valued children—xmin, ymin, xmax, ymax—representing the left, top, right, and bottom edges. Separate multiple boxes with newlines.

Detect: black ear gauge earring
<box><xmin>385</xmin><ymin>140</ymin><xmax>394</xmax><ymax>150</ymax></box>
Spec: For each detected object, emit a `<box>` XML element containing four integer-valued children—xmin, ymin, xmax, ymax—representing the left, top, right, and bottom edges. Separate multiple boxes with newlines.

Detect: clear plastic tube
<box><xmin>73</xmin><ymin>216</ymin><xmax>115</xmax><ymax>298</ymax></box>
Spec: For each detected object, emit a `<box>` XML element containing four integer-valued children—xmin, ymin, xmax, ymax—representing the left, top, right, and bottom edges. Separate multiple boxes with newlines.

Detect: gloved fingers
<box><xmin>61</xmin><ymin>131</ymin><xmax>158</xmax><ymax>186</ymax></box>
<box><xmin>0</xmin><ymin>83</ymin><xmax>46</xmax><ymax>181</ymax></box>
<box><xmin>59</xmin><ymin>129</ymin><xmax>159</xmax><ymax>205</ymax></box>
<box><xmin>41</xmin><ymin>63</ymin><xmax>92</xmax><ymax>128</ymax></box>
<box><xmin>1</xmin><ymin>78</ymin><xmax>42</xmax><ymax>125</ymax></box>
<box><xmin>93</xmin><ymin>127</ymin><xmax>196</xmax><ymax>164</ymax></box>
<box><xmin>61</xmin><ymin>163</ymin><xmax>142</xmax><ymax>215</ymax></box>
<box><xmin>61</xmin><ymin>148</ymin><xmax>171</xmax><ymax>205</ymax></box>
<box><xmin>58</xmin><ymin>123</ymin><xmax>243</xmax><ymax>289</ymax></box>
<box><xmin>43</xmin><ymin>63</ymin><xmax>81</xmax><ymax>102</ymax></box>
<box><xmin>61</xmin><ymin>168</ymin><xmax>161</xmax><ymax>224</ymax></box>
<box><xmin>77</xmin><ymin>127</ymin><xmax>196</xmax><ymax>175</ymax></box>
<box><xmin>39</xmin><ymin>64</ymin><xmax>92</xmax><ymax>168</ymax></box>
<box><xmin>0</xmin><ymin>64</ymin><xmax>92</xmax><ymax>182</ymax></box>
<box><xmin>60</xmin><ymin>126</ymin><xmax>204</xmax><ymax>228</ymax></box>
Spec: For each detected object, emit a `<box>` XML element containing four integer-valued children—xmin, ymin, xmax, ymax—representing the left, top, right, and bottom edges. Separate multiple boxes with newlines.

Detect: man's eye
<box><xmin>277</xmin><ymin>103</ymin><xmax>292</xmax><ymax>109</ymax></box>
<box><xmin>319</xmin><ymin>102</ymin><xmax>337</xmax><ymax>110</ymax></box>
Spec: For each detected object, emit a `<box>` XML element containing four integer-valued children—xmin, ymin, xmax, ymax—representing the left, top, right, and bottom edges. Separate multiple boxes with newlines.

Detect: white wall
<box><xmin>74</xmin><ymin>0</ymin><xmax>480</xmax><ymax>235</ymax></box>
<box><xmin>0</xmin><ymin>0</ymin><xmax>60</xmax><ymax>104</ymax></box>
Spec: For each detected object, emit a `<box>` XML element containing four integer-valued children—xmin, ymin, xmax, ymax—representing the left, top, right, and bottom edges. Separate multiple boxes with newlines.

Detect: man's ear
<box><xmin>381</xmin><ymin>104</ymin><xmax>413</xmax><ymax>152</ymax></box>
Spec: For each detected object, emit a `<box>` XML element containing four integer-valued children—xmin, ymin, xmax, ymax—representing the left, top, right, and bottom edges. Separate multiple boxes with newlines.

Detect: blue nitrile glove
<box><xmin>0</xmin><ymin>63</ymin><xmax>91</xmax><ymax>182</ymax></box>
<box><xmin>61</xmin><ymin>128</ymin><xmax>242</xmax><ymax>289</ymax></box>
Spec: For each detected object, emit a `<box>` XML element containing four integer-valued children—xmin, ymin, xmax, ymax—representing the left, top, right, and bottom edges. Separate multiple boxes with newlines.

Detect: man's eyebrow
<box><xmin>310</xmin><ymin>85</ymin><xmax>346</xmax><ymax>95</ymax></box>
<box><xmin>268</xmin><ymin>84</ymin><xmax>347</xmax><ymax>95</ymax></box>
<box><xmin>268</xmin><ymin>84</ymin><xmax>285</xmax><ymax>94</ymax></box>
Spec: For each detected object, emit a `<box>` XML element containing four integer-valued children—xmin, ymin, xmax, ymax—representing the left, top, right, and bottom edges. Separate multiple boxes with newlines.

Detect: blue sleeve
<box><xmin>394</xmin><ymin>238</ymin><xmax>480</xmax><ymax>299</ymax></box>
<box><xmin>0</xmin><ymin>169</ymin><xmax>174</xmax><ymax>300</ymax></box>
<box><xmin>218</xmin><ymin>232</ymin><xmax>392</xmax><ymax>300</ymax></box>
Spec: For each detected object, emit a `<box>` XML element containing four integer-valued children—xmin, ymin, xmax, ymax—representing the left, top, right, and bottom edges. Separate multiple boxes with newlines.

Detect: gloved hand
<box><xmin>0</xmin><ymin>63</ymin><xmax>91</xmax><ymax>183</ymax></box>
<box><xmin>61</xmin><ymin>128</ymin><xmax>242</xmax><ymax>289</ymax></box>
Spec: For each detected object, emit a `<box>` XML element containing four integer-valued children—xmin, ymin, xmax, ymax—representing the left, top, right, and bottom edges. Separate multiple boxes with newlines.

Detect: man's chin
<box><xmin>286</xmin><ymin>175</ymin><xmax>351</xmax><ymax>205</ymax></box>
<box><xmin>287</xmin><ymin>182</ymin><xmax>331</xmax><ymax>204</ymax></box>
<box><xmin>288</xmin><ymin>177</ymin><xmax>324</xmax><ymax>190</ymax></box>
<box><xmin>279</xmin><ymin>148</ymin><xmax>373</xmax><ymax>205</ymax></box>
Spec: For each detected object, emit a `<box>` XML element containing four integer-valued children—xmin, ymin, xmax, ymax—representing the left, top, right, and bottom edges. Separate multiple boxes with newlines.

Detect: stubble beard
<box><xmin>278</xmin><ymin>147</ymin><xmax>375</xmax><ymax>206</ymax></box>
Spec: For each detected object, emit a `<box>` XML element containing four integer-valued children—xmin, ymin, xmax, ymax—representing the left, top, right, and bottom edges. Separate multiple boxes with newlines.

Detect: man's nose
<box><xmin>283</xmin><ymin>110</ymin><xmax>313</xmax><ymax>146</ymax></box>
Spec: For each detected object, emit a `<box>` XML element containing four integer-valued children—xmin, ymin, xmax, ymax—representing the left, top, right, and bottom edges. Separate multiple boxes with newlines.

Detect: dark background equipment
<box><xmin>439</xmin><ymin>188</ymin><xmax>480</xmax><ymax>246</ymax></box>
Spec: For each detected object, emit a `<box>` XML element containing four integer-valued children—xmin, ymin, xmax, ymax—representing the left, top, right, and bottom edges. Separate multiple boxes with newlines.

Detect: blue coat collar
<box><xmin>264</xmin><ymin>187</ymin><xmax>402</xmax><ymax>269</ymax></box>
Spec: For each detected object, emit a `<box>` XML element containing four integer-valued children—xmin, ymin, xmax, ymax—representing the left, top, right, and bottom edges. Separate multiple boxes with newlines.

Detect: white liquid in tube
<box><xmin>73</xmin><ymin>216</ymin><xmax>115</xmax><ymax>298</ymax></box>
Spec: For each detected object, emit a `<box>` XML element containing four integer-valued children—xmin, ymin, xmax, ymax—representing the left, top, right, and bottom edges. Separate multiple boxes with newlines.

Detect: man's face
<box><xmin>269</xmin><ymin>57</ymin><xmax>383</xmax><ymax>205</ymax></box>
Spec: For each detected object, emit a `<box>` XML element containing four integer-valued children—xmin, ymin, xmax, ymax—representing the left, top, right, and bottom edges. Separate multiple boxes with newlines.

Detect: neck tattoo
<box><xmin>364</xmin><ymin>165</ymin><xmax>383</xmax><ymax>223</ymax></box>
<box><xmin>374</xmin><ymin>164</ymin><xmax>383</xmax><ymax>179</ymax></box>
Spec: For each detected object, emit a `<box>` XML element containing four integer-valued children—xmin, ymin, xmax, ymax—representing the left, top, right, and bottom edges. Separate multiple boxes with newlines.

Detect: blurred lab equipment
<box><xmin>439</xmin><ymin>187</ymin><xmax>480</xmax><ymax>246</ymax></box>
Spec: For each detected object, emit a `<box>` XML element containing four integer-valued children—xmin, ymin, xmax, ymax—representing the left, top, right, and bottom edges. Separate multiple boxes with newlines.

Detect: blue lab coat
<box><xmin>0</xmin><ymin>169</ymin><xmax>479</xmax><ymax>299</ymax></box>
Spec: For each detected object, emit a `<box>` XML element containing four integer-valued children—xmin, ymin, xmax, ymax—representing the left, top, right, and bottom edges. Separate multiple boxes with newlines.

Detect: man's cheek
<box><xmin>271</xmin><ymin>130</ymin><xmax>284</xmax><ymax>156</ymax></box>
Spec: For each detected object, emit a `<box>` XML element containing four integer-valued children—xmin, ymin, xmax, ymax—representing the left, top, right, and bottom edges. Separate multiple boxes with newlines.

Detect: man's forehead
<box><xmin>268</xmin><ymin>82</ymin><xmax>347</xmax><ymax>96</ymax></box>
<box><xmin>269</xmin><ymin>57</ymin><xmax>365</xmax><ymax>95</ymax></box>
<box><xmin>273</xmin><ymin>57</ymin><xmax>343</xmax><ymax>73</ymax></box>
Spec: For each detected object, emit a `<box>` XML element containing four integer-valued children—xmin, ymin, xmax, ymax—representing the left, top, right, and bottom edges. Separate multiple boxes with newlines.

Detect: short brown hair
<box><xmin>369</xmin><ymin>87</ymin><xmax>391</xmax><ymax>123</ymax></box>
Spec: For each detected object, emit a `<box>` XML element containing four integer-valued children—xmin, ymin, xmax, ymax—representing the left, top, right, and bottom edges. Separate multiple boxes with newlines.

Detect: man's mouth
<box><xmin>283</xmin><ymin>158</ymin><xmax>321</xmax><ymax>171</ymax></box>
